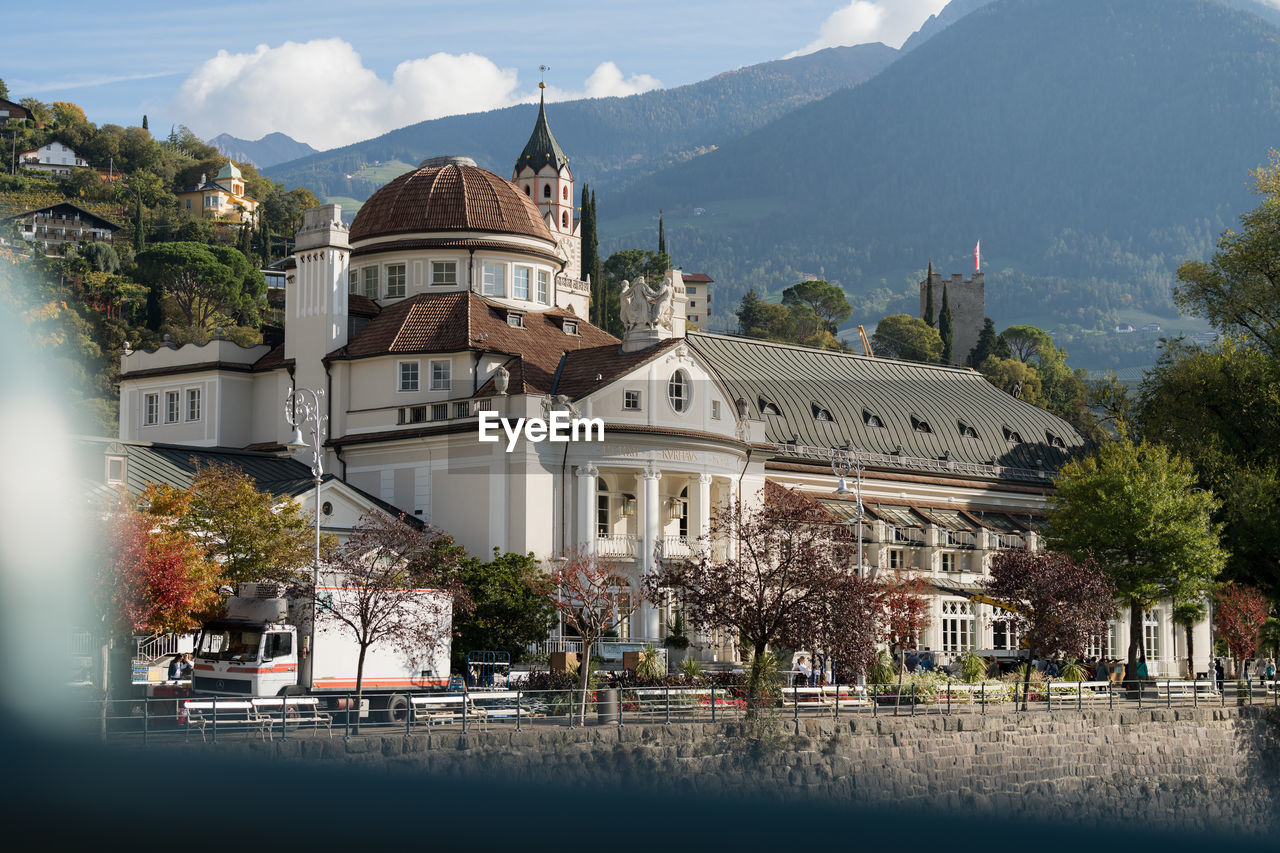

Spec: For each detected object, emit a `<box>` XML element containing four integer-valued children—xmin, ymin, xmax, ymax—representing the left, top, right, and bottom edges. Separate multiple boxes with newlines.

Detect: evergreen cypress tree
<box><xmin>142</xmin><ymin>114</ymin><xmax>148</xmax><ymax>131</ymax></box>
<box><xmin>939</xmin><ymin>283</ymin><xmax>954</xmax><ymax>363</ymax></box>
<box><xmin>967</xmin><ymin>317</ymin><xmax>1000</xmax><ymax>367</ymax></box>
<box><xmin>580</xmin><ymin>183</ymin><xmax>600</xmax><ymax>325</ymax></box>
<box><xmin>658</xmin><ymin>209</ymin><xmax>666</xmax><ymax>256</ymax></box>
<box><xmin>923</xmin><ymin>261</ymin><xmax>935</xmax><ymax>327</ymax></box>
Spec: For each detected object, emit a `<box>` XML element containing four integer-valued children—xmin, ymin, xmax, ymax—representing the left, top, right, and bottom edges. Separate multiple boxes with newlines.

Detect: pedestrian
<box><xmin>1215</xmin><ymin>659</ymin><xmax>1225</xmax><ymax>692</ymax></box>
<box><xmin>795</xmin><ymin>655</ymin><xmax>811</xmax><ymax>688</ymax></box>
<box><xmin>1267</xmin><ymin>659</ymin><xmax>1276</xmax><ymax>688</ymax></box>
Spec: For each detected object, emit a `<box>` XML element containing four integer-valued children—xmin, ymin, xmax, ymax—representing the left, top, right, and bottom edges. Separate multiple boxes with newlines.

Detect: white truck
<box><xmin>191</xmin><ymin>584</ymin><xmax>451</xmax><ymax>721</ymax></box>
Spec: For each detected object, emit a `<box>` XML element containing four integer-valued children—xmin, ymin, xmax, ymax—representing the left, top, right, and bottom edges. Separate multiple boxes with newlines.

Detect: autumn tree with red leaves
<box><xmin>1215</xmin><ymin>583</ymin><xmax>1270</xmax><ymax>678</ymax></box>
<box><xmin>646</xmin><ymin>484</ymin><xmax>879</xmax><ymax>713</ymax></box>
<box><xmin>98</xmin><ymin>500</ymin><xmax>221</xmax><ymax>637</ymax></box>
<box><xmin>987</xmin><ymin>549</ymin><xmax>1115</xmax><ymax>705</ymax></box>
<box><xmin>549</xmin><ymin>545</ymin><xmax>636</xmax><ymax>725</ymax></box>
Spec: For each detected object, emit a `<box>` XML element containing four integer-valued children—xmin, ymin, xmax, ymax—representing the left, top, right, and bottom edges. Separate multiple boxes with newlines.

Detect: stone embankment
<box><xmin>189</xmin><ymin>706</ymin><xmax>1280</xmax><ymax>835</ymax></box>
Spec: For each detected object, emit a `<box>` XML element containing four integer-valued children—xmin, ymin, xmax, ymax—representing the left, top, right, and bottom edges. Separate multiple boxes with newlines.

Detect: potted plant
<box><xmin>664</xmin><ymin>611</ymin><xmax>691</xmax><ymax>669</ymax></box>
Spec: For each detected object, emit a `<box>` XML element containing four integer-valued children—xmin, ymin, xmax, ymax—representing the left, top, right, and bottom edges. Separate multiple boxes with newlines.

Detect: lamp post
<box><xmin>285</xmin><ymin>387</ymin><xmax>325</xmax><ymax>691</ymax></box>
<box><xmin>832</xmin><ymin>445</ymin><xmax>866</xmax><ymax>579</ymax></box>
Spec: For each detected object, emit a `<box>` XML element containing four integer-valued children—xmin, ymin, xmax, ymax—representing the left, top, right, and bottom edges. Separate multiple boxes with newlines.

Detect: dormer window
<box><xmin>958</xmin><ymin>421</ymin><xmax>979</xmax><ymax>439</ymax></box>
<box><xmin>507</xmin><ymin>312</ymin><xmax>525</xmax><ymax>328</ymax></box>
<box><xmin>1003</xmin><ymin>426</ymin><xmax>1023</xmax><ymax>443</ymax></box>
<box><xmin>811</xmin><ymin>403</ymin><xmax>833</xmax><ymax>422</ymax></box>
<box><xmin>562</xmin><ymin>320</ymin><xmax>579</xmax><ymax>336</ymax></box>
<box><xmin>1046</xmin><ymin>431</ymin><xmax>1067</xmax><ymax>449</ymax></box>
<box><xmin>911</xmin><ymin>415</ymin><xmax>932</xmax><ymax>434</ymax></box>
<box><xmin>863</xmin><ymin>410</ymin><xmax>884</xmax><ymax>428</ymax></box>
<box><xmin>759</xmin><ymin>396</ymin><xmax>781</xmax><ymax>416</ymax></box>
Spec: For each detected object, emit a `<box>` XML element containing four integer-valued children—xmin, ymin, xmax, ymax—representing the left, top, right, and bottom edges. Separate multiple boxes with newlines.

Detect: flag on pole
<box><xmin>974</xmin><ymin>240</ymin><xmax>981</xmax><ymax>273</ymax></box>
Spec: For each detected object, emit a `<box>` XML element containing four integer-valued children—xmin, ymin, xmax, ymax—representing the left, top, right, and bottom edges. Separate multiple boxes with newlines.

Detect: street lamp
<box><xmin>285</xmin><ymin>386</ymin><xmax>325</xmax><ymax>690</ymax></box>
<box><xmin>831</xmin><ymin>445</ymin><xmax>866</xmax><ymax>578</ymax></box>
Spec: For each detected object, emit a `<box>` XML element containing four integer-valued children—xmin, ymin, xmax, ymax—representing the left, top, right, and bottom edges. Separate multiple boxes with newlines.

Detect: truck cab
<box><xmin>193</xmin><ymin>620</ymin><xmax>299</xmax><ymax>697</ymax></box>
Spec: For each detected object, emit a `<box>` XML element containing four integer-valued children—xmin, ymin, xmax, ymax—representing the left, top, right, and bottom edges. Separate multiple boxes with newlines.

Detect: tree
<box><xmin>1138</xmin><ymin>338</ymin><xmax>1280</xmax><ymax>594</ymax></box>
<box><xmin>967</xmin><ymin>317</ymin><xmax>1000</xmax><ymax>367</ymax></box>
<box><xmin>1000</xmin><ymin>325</ymin><xmax>1053</xmax><ymax>363</ymax></box>
<box><xmin>0</xmin><ymin>78</ymin><xmax>8</xmax><ymax>100</ymax></box>
<box><xmin>80</xmin><ymin>242</ymin><xmax>119</xmax><ymax>274</ymax></box>
<box><xmin>1172</xmin><ymin>598</ymin><xmax>1207</xmax><ymax>680</ymax></box>
<box><xmin>781</xmin><ymin>279</ymin><xmax>852</xmax><ymax>334</ymax></box>
<box><xmin>986</xmin><ymin>550</ymin><xmax>1116</xmax><ymax>707</ymax></box>
<box><xmin>657</xmin><ymin>209</ymin><xmax>666</xmax><ymax>256</ymax></box>
<box><xmin>452</xmin><ymin>549</ymin><xmax>556</xmax><ymax>668</ymax></box>
<box><xmin>580</xmin><ymin>183</ymin><xmax>600</xmax><ymax>325</ymax></box>
<box><xmin>1049</xmin><ymin>432</ymin><xmax>1226</xmax><ymax>684</ymax></box>
<box><xmin>870</xmin><ymin>314</ymin><xmax>943</xmax><ymax>363</ymax></box>
<box><xmin>317</xmin><ymin>511</ymin><xmax>469</xmax><ymax>731</ymax></box>
<box><xmin>939</xmin><ymin>283</ymin><xmax>954</xmax><ymax>363</ymax></box>
<box><xmin>98</xmin><ymin>499</ymin><xmax>221</xmax><ymax>638</ymax></box>
<box><xmin>1174</xmin><ymin>150</ymin><xmax>1280</xmax><ymax>359</ymax></box>
<box><xmin>142</xmin><ymin>461</ymin><xmax>323</xmax><ymax>587</ymax></box>
<box><xmin>645</xmin><ymin>484</ymin><xmax>875</xmax><ymax>714</ymax></box>
<box><xmin>923</xmin><ymin>261</ymin><xmax>935</xmax><ymax>327</ymax></box>
<box><xmin>1214</xmin><ymin>583</ymin><xmax>1269</xmax><ymax>679</ymax></box>
<box><xmin>879</xmin><ymin>568</ymin><xmax>930</xmax><ymax>704</ymax></box>
<box><xmin>979</xmin><ymin>355</ymin><xmax>1043</xmax><ymax>403</ymax></box>
<box><xmin>134</xmin><ymin>242</ymin><xmax>266</xmax><ymax>331</ymax></box>
<box><xmin>549</xmin><ymin>545</ymin><xmax>637</xmax><ymax>725</ymax></box>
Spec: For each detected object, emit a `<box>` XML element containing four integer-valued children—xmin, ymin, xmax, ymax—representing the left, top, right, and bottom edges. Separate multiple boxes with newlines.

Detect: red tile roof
<box><xmin>552</xmin><ymin>339</ymin><xmax>684</xmax><ymax>400</ymax></box>
<box><xmin>682</xmin><ymin>272</ymin><xmax>714</xmax><ymax>284</ymax></box>
<box><xmin>329</xmin><ymin>292</ymin><xmax>619</xmax><ymax>396</ymax></box>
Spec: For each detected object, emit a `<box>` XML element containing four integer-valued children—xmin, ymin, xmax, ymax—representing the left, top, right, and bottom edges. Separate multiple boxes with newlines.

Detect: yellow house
<box><xmin>176</xmin><ymin>162</ymin><xmax>259</xmax><ymax>223</ymax></box>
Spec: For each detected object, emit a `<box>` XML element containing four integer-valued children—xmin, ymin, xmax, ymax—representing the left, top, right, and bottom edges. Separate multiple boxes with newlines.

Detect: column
<box><xmin>641</xmin><ymin>464</ymin><xmax>662</xmax><ymax>640</ymax></box>
<box><xmin>695</xmin><ymin>473</ymin><xmax>713</xmax><ymax>544</ymax></box>
<box><xmin>575</xmin><ymin>464</ymin><xmax>597</xmax><ymax>551</ymax></box>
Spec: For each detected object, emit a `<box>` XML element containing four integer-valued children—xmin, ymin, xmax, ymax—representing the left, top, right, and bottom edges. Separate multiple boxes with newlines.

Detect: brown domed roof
<box><xmin>350</xmin><ymin>160</ymin><xmax>554</xmax><ymax>244</ymax></box>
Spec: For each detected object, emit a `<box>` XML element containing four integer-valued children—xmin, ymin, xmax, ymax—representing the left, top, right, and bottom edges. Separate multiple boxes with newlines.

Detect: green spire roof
<box><xmin>515</xmin><ymin>87</ymin><xmax>568</xmax><ymax>175</ymax></box>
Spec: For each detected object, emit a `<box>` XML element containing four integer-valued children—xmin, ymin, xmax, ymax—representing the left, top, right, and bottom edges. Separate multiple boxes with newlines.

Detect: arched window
<box><xmin>911</xmin><ymin>415</ymin><xmax>932</xmax><ymax>434</ymax></box>
<box><xmin>524</xmin><ymin>185</ymin><xmax>531</xmax><ymax>196</ymax></box>
<box><xmin>811</xmin><ymin>402</ymin><xmax>833</xmax><ymax>421</ymax></box>
<box><xmin>863</xmin><ymin>410</ymin><xmax>884</xmax><ymax>428</ymax></box>
<box><xmin>562</xmin><ymin>186</ymin><xmax>569</xmax><ymax>200</ymax></box>
<box><xmin>668</xmin><ymin>370</ymin><xmax>691</xmax><ymax>413</ymax></box>
<box><xmin>1003</xmin><ymin>425</ymin><xmax>1023</xmax><ymax>443</ymax></box>
<box><xmin>543</xmin><ymin>184</ymin><xmax>551</xmax><ymax>199</ymax></box>
<box><xmin>561</xmin><ymin>211</ymin><xmax>568</xmax><ymax>228</ymax></box>
<box><xmin>759</xmin><ymin>397</ymin><xmax>781</xmax><ymax>417</ymax></box>
<box><xmin>1046</xmin><ymin>431</ymin><xmax>1067</xmax><ymax>449</ymax></box>
<box><xmin>958</xmin><ymin>421</ymin><xmax>979</xmax><ymax>439</ymax></box>
<box><xmin>678</xmin><ymin>486</ymin><xmax>689</xmax><ymax>538</ymax></box>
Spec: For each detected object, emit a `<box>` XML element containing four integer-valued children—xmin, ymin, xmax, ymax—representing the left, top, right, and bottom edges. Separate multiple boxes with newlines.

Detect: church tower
<box><xmin>513</xmin><ymin>84</ymin><xmax>581</xmax><ymax>280</ymax></box>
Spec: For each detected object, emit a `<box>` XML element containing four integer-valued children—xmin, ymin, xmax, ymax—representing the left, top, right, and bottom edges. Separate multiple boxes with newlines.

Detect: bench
<box><xmin>182</xmin><ymin>700</ymin><xmax>268</xmax><ymax>741</ymax></box>
<box><xmin>251</xmin><ymin>697</ymin><xmax>333</xmax><ymax>738</ymax></box>
<box><xmin>1141</xmin><ymin>680</ymin><xmax>1219</xmax><ymax>701</ymax></box>
<box><xmin>410</xmin><ymin>694</ymin><xmax>487</xmax><ymax>728</ymax></box>
<box><xmin>466</xmin><ymin>690</ymin><xmax>537</xmax><ymax>721</ymax></box>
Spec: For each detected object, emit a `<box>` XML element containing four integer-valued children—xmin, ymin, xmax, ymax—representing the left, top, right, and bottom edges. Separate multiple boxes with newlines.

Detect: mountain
<box><xmin>604</xmin><ymin>0</ymin><xmax>1280</xmax><ymax>368</ymax></box>
<box><xmin>210</xmin><ymin>132</ymin><xmax>318</xmax><ymax>168</ymax></box>
<box><xmin>262</xmin><ymin>43</ymin><xmax>898</xmax><ymax>205</ymax></box>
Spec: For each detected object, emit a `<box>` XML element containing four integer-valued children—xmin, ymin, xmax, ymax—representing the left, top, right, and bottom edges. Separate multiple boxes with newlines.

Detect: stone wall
<box><xmin>191</xmin><ymin>706</ymin><xmax>1280</xmax><ymax>836</ymax></box>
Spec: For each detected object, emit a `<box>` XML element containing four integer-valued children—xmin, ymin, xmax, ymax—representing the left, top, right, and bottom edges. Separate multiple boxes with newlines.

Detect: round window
<box><xmin>668</xmin><ymin>370</ymin><xmax>691</xmax><ymax>414</ymax></box>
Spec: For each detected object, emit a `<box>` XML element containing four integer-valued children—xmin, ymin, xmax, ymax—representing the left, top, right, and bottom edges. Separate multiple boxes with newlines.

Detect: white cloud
<box><xmin>174</xmin><ymin>40</ymin><xmax>660</xmax><ymax>150</ymax></box>
<box><xmin>785</xmin><ymin>0</ymin><xmax>950</xmax><ymax>57</ymax></box>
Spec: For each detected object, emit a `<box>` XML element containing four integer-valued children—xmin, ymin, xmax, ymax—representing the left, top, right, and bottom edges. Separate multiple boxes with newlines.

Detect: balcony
<box><xmin>597</xmin><ymin>534</ymin><xmax>638</xmax><ymax>559</ymax></box>
<box><xmin>993</xmin><ymin>533</ymin><xmax>1026</xmax><ymax>550</ymax></box>
<box><xmin>659</xmin><ymin>535</ymin><xmax>693</xmax><ymax>559</ymax></box>
<box><xmin>940</xmin><ymin>529</ymin><xmax>978</xmax><ymax>549</ymax></box>
<box><xmin>886</xmin><ymin>525</ymin><xmax>926</xmax><ymax>546</ymax></box>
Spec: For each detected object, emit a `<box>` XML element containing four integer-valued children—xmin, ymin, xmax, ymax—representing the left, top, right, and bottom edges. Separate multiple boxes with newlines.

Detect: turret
<box><xmin>513</xmin><ymin>85</ymin><xmax>580</xmax><ymax>279</ymax></box>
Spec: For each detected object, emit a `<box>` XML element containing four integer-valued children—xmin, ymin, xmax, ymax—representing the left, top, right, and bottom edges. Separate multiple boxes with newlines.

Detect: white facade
<box><xmin>20</xmin><ymin>142</ymin><xmax>88</xmax><ymax>174</ymax></box>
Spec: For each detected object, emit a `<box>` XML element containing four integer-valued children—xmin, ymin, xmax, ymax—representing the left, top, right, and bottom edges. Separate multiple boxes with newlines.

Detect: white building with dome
<box><xmin>116</xmin><ymin>99</ymin><xmax>1207</xmax><ymax>676</ymax></box>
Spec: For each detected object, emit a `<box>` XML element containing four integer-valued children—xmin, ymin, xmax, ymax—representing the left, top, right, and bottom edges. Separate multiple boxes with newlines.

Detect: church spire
<box><xmin>515</xmin><ymin>83</ymin><xmax>569</xmax><ymax>176</ymax></box>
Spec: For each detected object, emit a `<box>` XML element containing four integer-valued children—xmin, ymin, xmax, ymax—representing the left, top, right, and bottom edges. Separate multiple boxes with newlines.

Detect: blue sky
<box><xmin>4</xmin><ymin>1</ymin><xmax>950</xmax><ymax>150</ymax></box>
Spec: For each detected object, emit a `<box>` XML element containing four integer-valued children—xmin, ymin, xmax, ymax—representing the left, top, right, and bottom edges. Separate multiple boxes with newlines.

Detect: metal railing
<box><xmin>772</xmin><ymin>442</ymin><xmax>1054</xmax><ymax>483</ymax></box>
<box><xmin>535</xmin><ymin>638</ymin><xmax>666</xmax><ymax>662</ymax></box>
<box><xmin>134</xmin><ymin>633</ymin><xmax>182</xmax><ymax>663</ymax></box>
<box><xmin>76</xmin><ymin>677</ymin><xmax>1279</xmax><ymax>749</ymax></box>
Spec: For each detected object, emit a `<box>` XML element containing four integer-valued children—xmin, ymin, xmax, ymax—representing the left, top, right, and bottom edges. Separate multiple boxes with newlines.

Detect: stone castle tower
<box><xmin>512</xmin><ymin>84</ymin><xmax>581</xmax><ymax>281</ymax></box>
<box><xmin>920</xmin><ymin>271</ymin><xmax>985</xmax><ymax>365</ymax></box>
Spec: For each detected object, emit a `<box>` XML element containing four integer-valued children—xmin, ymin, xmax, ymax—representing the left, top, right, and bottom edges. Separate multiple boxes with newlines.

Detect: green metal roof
<box><xmin>686</xmin><ymin>332</ymin><xmax>1083</xmax><ymax>479</ymax></box>
<box><xmin>515</xmin><ymin>90</ymin><xmax>568</xmax><ymax>175</ymax></box>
